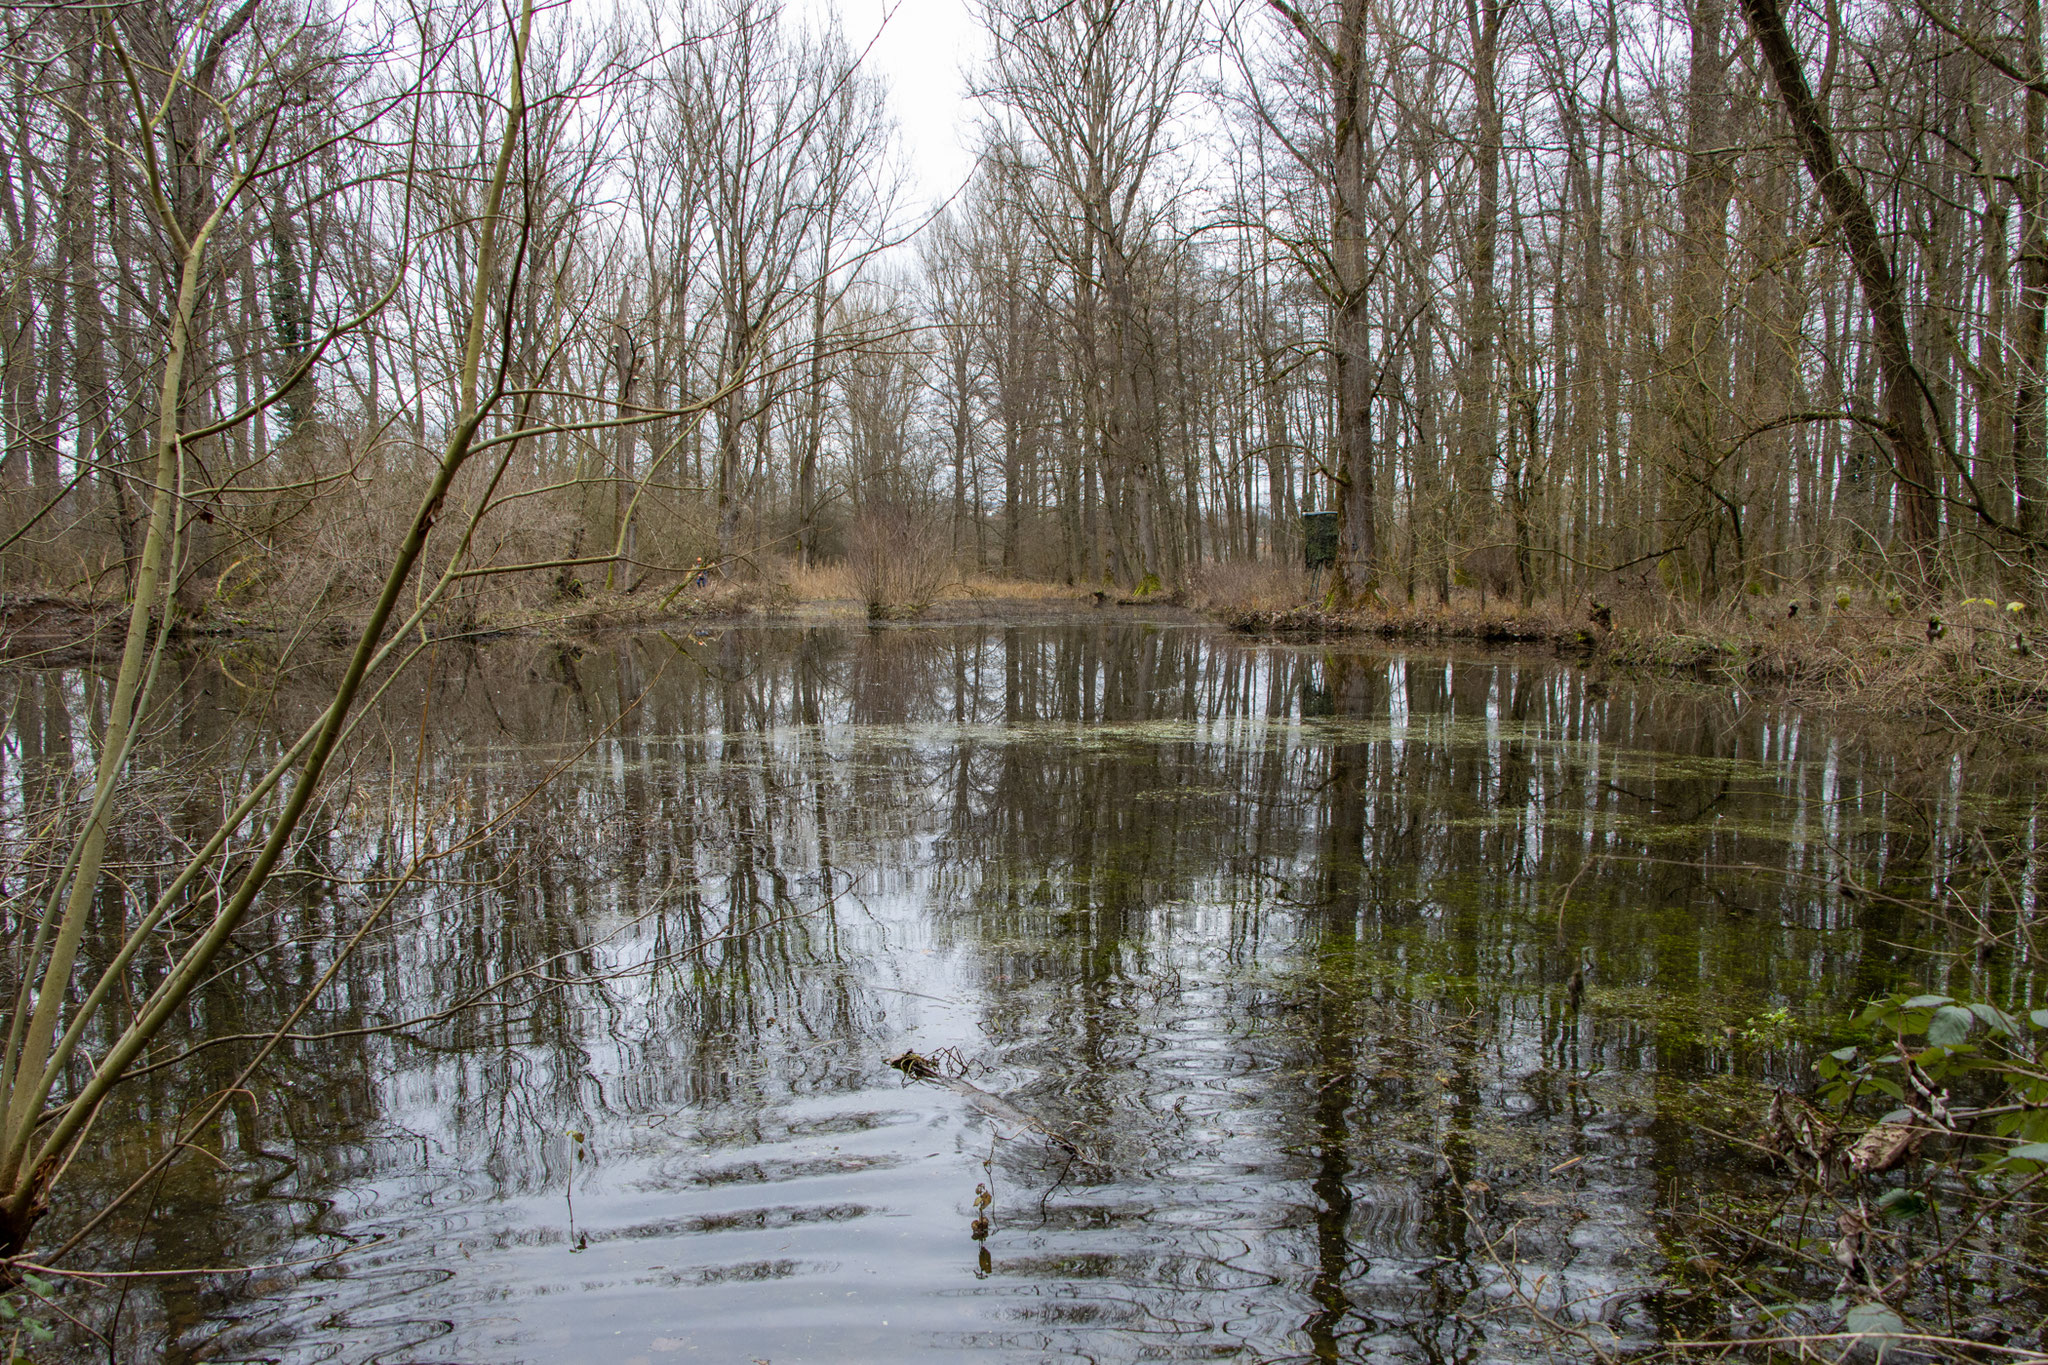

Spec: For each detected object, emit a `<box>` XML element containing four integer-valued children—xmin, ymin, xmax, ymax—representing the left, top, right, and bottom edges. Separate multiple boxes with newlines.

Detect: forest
<box><xmin>2</xmin><ymin>0</ymin><xmax>2044</xmax><ymax>623</ymax></box>
<box><xmin>1</xmin><ymin>0</ymin><xmax>2047</xmax><ymax>1357</ymax></box>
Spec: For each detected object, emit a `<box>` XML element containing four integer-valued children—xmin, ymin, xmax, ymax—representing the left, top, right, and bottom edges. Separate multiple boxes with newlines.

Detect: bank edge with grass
<box><xmin>1215</xmin><ymin>594</ymin><xmax>2048</xmax><ymax>731</ymax></box>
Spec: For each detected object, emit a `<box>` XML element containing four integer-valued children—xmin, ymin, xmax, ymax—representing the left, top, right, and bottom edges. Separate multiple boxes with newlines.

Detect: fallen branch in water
<box><xmin>887</xmin><ymin>1050</ymin><xmax>1084</xmax><ymax>1156</ymax></box>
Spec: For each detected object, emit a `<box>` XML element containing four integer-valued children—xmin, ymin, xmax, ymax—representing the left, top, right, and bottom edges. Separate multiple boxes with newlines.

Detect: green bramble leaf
<box><xmin>1967</xmin><ymin>1003</ymin><xmax>2019</xmax><ymax>1036</ymax></box>
<box><xmin>1876</xmin><ymin>1188</ymin><xmax>1930</xmax><ymax>1218</ymax></box>
<box><xmin>1927</xmin><ymin>1006</ymin><xmax>1974</xmax><ymax>1048</ymax></box>
<box><xmin>1844</xmin><ymin>1302</ymin><xmax>1908</xmax><ymax>1348</ymax></box>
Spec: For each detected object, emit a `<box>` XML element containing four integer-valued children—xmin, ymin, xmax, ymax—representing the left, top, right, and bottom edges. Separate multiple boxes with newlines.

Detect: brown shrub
<box><xmin>846</xmin><ymin>503</ymin><xmax>955</xmax><ymax>620</ymax></box>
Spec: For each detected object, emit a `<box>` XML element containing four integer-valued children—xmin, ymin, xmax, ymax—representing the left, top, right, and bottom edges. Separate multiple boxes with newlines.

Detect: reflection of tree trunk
<box><xmin>1304</xmin><ymin>981</ymin><xmax>1357</xmax><ymax>1362</ymax></box>
<box><xmin>1741</xmin><ymin>0</ymin><xmax>1940</xmax><ymax>577</ymax></box>
<box><xmin>1303</xmin><ymin>652</ymin><xmax>1370</xmax><ymax>1358</ymax></box>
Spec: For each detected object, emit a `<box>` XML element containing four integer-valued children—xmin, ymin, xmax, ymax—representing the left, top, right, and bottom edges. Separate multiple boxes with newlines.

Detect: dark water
<box><xmin>9</xmin><ymin>620</ymin><xmax>2045</xmax><ymax>1362</ymax></box>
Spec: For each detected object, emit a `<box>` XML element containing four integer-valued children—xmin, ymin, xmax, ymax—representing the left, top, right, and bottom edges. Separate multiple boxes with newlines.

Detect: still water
<box><xmin>15</xmin><ymin>620</ymin><xmax>2045</xmax><ymax>1362</ymax></box>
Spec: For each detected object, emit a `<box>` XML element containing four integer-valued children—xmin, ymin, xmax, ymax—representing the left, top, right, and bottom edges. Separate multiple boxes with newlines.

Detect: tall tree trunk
<box><xmin>1742</xmin><ymin>0</ymin><xmax>1940</xmax><ymax>577</ymax></box>
<box><xmin>1456</xmin><ymin>0</ymin><xmax>1503</xmax><ymax>583</ymax></box>
<box><xmin>1269</xmin><ymin>0</ymin><xmax>1380</xmax><ymax>604</ymax></box>
<box><xmin>1666</xmin><ymin>0</ymin><xmax>1734</xmax><ymax>596</ymax></box>
<box><xmin>2013</xmin><ymin>0</ymin><xmax>2048</xmax><ymax>569</ymax></box>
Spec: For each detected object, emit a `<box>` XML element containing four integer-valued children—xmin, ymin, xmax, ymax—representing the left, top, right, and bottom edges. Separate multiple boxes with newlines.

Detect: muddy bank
<box><xmin>0</xmin><ymin>585</ymin><xmax>1195</xmax><ymax>666</ymax></box>
<box><xmin>1218</xmin><ymin>599</ymin><xmax>2048</xmax><ymax>732</ymax></box>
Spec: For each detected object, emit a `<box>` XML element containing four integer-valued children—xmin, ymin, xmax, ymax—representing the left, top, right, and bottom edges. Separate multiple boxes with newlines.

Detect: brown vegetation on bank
<box><xmin>0</xmin><ymin>554</ymin><xmax>1111</xmax><ymax>664</ymax></box>
<box><xmin>1211</xmin><ymin>566</ymin><xmax>2048</xmax><ymax>731</ymax></box>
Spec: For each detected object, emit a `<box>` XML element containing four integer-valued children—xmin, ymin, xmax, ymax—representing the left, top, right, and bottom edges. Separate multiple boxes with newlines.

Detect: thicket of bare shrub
<box><xmin>1185</xmin><ymin>560</ymin><xmax>1311</xmax><ymax>613</ymax></box>
<box><xmin>101</xmin><ymin>429</ymin><xmax>750</xmax><ymax>637</ymax></box>
<box><xmin>846</xmin><ymin>503</ymin><xmax>955</xmax><ymax>620</ymax></box>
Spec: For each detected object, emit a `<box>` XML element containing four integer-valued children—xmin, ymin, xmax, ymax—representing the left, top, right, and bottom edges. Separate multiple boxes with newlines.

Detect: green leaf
<box><xmin>1967</xmin><ymin>1002</ymin><xmax>2019</xmax><ymax>1036</ymax></box>
<box><xmin>1927</xmin><ymin>1005</ymin><xmax>1974</xmax><ymax>1047</ymax></box>
<box><xmin>1901</xmin><ymin>994</ymin><xmax>1954</xmax><ymax>1010</ymax></box>
<box><xmin>0</xmin><ymin>1299</ymin><xmax>18</xmax><ymax>1321</ymax></box>
<box><xmin>1830</xmin><ymin>1046</ymin><xmax>1860</xmax><ymax>1061</ymax></box>
<box><xmin>1876</xmin><ymin>1188</ymin><xmax>1930</xmax><ymax>1218</ymax></box>
<box><xmin>1844</xmin><ymin>1301</ymin><xmax>1908</xmax><ymax>1345</ymax></box>
<box><xmin>2006</xmin><ymin>1142</ymin><xmax>2048</xmax><ymax>1164</ymax></box>
<box><xmin>26</xmin><ymin>1320</ymin><xmax>53</xmax><ymax>1343</ymax></box>
<box><xmin>19</xmin><ymin>1274</ymin><xmax>51</xmax><ymax>1300</ymax></box>
<box><xmin>2030</xmin><ymin>1008</ymin><xmax>2048</xmax><ymax>1029</ymax></box>
<box><xmin>1865</xmin><ymin>1076</ymin><xmax>1905</xmax><ymax>1101</ymax></box>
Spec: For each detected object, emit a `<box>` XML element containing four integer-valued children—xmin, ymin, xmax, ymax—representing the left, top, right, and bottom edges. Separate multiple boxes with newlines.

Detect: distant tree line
<box><xmin>3</xmin><ymin>0</ymin><xmax>2047</xmax><ymax>611</ymax></box>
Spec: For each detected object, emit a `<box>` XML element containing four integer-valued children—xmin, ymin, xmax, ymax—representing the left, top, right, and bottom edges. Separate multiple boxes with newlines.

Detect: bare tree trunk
<box><xmin>1454</xmin><ymin>0</ymin><xmax>1503</xmax><ymax>584</ymax></box>
<box><xmin>1666</xmin><ymin>0</ymin><xmax>1734</xmax><ymax>595</ymax></box>
<box><xmin>2013</xmin><ymin>0</ymin><xmax>2048</xmax><ymax>566</ymax></box>
<box><xmin>1741</xmin><ymin>0</ymin><xmax>1940</xmax><ymax>577</ymax></box>
<box><xmin>1266</xmin><ymin>0</ymin><xmax>1380</xmax><ymax>604</ymax></box>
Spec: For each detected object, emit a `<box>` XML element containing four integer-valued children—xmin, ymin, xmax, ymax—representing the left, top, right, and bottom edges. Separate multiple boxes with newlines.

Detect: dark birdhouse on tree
<box><xmin>1301</xmin><ymin>512</ymin><xmax>1339</xmax><ymax>572</ymax></box>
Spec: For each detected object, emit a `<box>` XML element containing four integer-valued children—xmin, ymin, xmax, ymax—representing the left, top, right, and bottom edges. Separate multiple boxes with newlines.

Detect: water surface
<box><xmin>12</xmin><ymin>620</ymin><xmax>2043</xmax><ymax>1362</ymax></box>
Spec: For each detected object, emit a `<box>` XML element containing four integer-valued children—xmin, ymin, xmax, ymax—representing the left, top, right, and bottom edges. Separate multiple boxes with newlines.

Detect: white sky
<box><xmin>811</xmin><ymin>0</ymin><xmax>987</xmax><ymax>211</ymax></box>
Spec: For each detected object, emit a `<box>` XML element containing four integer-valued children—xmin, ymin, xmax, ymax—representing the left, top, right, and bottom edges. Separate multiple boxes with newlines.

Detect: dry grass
<box><xmin>1356</xmin><ymin>594</ymin><xmax>1579</xmax><ymax>642</ymax></box>
<box><xmin>951</xmin><ymin>574</ymin><xmax>1091</xmax><ymax>602</ymax></box>
<box><xmin>755</xmin><ymin>560</ymin><xmax>1090</xmax><ymax>619</ymax></box>
<box><xmin>1185</xmin><ymin>560</ymin><xmax>1313</xmax><ymax>613</ymax></box>
<box><xmin>1211</xmin><ymin>577</ymin><xmax>1578</xmax><ymax>644</ymax></box>
<box><xmin>777</xmin><ymin>559</ymin><xmax>860</xmax><ymax>602</ymax></box>
<box><xmin>207</xmin><ymin>447</ymin><xmax>729</xmax><ymax>636</ymax></box>
<box><xmin>1604</xmin><ymin>595</ymin><xmax>2048</xmax><ymax>727</ymax></box>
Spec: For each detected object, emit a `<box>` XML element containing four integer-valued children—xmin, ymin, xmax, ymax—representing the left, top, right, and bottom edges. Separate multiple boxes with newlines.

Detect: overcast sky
<box><xmin>816</xmin><ymin>0</ymin><xmax>987</xmax><ymax>210</ymax></box>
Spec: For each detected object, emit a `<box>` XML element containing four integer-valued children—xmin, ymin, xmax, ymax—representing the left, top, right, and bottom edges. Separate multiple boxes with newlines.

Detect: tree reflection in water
<box><xmin>0</xmin><ymin>621</ymin><xmax>2040</xmax><ymax>1362</ymax></box>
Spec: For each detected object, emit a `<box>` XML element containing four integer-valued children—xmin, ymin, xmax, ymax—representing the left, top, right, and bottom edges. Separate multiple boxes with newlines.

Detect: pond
<box><xmin>9</xmin><ymin>619</ymin><xmax>2045</xmax><ymax>1362</ymax></box>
